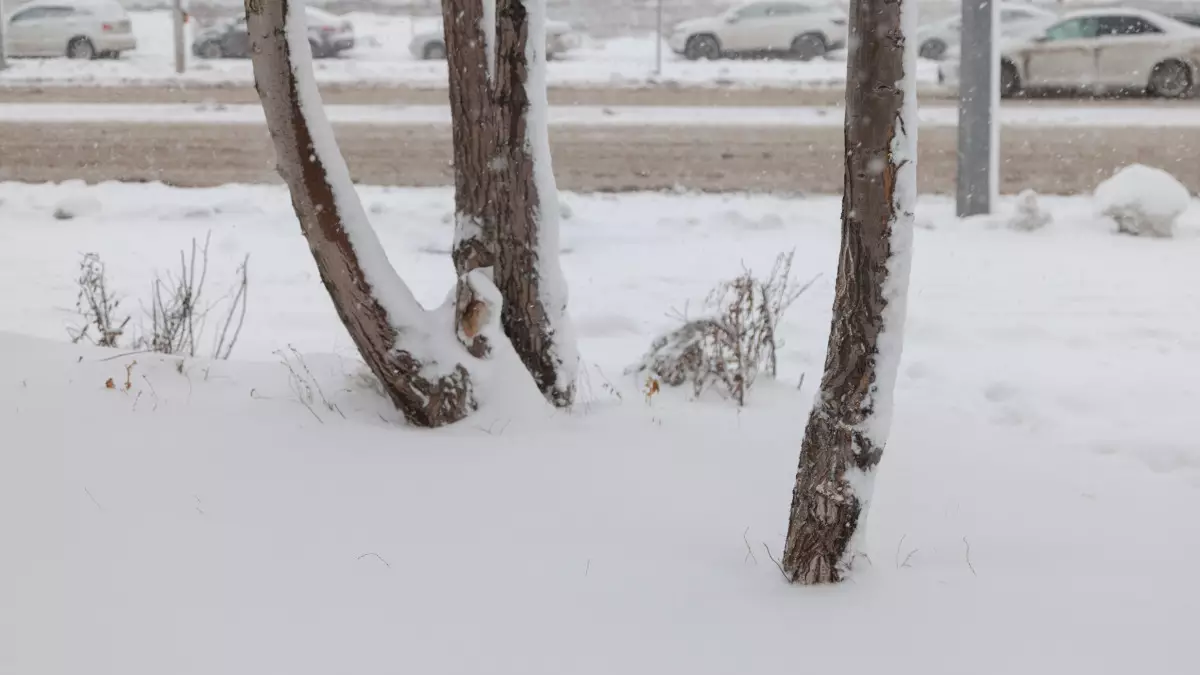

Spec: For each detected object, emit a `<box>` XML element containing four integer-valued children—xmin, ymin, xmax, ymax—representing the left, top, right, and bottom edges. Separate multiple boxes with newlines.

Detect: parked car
<box><xmin>2</xmin><ymin>0</ymin><xmax>135</xmax><ymax>59</ymax></box>
<box><xmin>938</xmin><ymin>8</ymin><xmax>1200</xmax><ymax>98</ymax></box>
<box><xmin>667</xmin><ymin>0</ymin><xmax>847</xmax><ymax>61</ymax></box>
<box><xmin>408</xmin><ymin>19</ymin><xmax>580</xmax><ymax>61</ymax></box>
<box><xmin>192</xmin><ymin>6</ymin><xmax>354</xmax><ymax>59</ymax></box>
<box><xmin>916</xmin><ymin>2</ymin><xmax>1057</xmax><ymax>60</ymax></box>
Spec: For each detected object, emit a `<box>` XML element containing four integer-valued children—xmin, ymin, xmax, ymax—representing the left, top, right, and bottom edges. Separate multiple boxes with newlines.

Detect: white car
<box><xmin>667</xmin><ymin>1</ymin><xmax>847</xmax><ymax>61</ymax></box>
<box><xmin>939</xmin><ymin>8</ymin><xmax>1200</xmax><ymax>99</ymax></box>
<box><xmin>409</xmin><ymin>19</ymin><xmax>580</xmax><ymax>61</ymax></box>
<box><xmin>916</xmin><ymin>2</ymin><xmax>1057</xmax><ymax>60</ymax></box>
<box><xmin>2</xmin><ymin>0</ymin><xmax>135</xmax><ymax>59</ymax></box>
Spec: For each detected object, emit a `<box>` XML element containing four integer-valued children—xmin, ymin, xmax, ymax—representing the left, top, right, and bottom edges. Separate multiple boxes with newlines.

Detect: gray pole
<box><xmin>956</xmin><ymin>0</ymin><xmax>999</xmax><ymax>216</ymax></box>
<box><xmin>0</xmin><ymin>0</ymin><xmax>8</xmax><ymax>71</ymax></box>
<box><xmin>655</xmin><ymin>0</ymin><xmax>663</xmax><ymax>75</ymax></box>
<box><xmin>173</xmin><ymin>0</ymin><xmax>185</xmax><ymax>75</ymax></box>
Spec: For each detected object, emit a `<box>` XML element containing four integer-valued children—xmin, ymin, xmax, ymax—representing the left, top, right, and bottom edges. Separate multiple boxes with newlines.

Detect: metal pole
<box><xmin>655</xmin><ymin>0</ymin><xmax>663</xmax><ymax>75</ymax></box>
<box><xmin>173</xmin><ymin>0</ymin><xmax>185</xmax><ymax>75</ymax></box>
<box><xmin>1</xmin><ymin>0</ymin><xmax>8</xmax><ymax>71</ymax></box>
<box><xmin>956</xmin><ymin>0</ymin><xmax>999</xmax><ymax>216</ymax></box>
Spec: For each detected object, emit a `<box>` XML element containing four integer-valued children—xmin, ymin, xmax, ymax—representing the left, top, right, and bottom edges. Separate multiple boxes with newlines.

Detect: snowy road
<box><xmin>1</xmin><ymin>103</ymin><xmax>1198</xmax><ymax>128</ymax></box>
<box><xmin>0</xmin><ymin>120</ymin><xmax>1193</xmax><ymax>194</ymax></box>
<box><xmin>0</xmin><ymin>10</ymin><xmax>939</xmax><ymax>90</ymax></box>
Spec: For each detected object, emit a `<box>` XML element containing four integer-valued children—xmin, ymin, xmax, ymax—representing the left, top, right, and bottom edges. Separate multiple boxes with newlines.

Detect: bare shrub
<box><xmin>137</xmin><ymin>234</ymin><xmax>250</xmax><ymax>359</ymax></box>
<box><xmin>68</xmin><ymin>234</ymin><xmax>249</xmax><ymax>360</ymax></box>
<box><xmin>69</xmin><ymin>253</ymin><xmax>130</xmax><ymax>348</ymax></box>
<box><xmin>628</xmin><ymin>251</ymin><xmax>818</xmax><ymax>406</ymax></box>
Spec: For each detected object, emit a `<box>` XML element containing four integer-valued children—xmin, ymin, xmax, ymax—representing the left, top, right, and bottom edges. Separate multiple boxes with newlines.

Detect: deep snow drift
<box><xmin>2</xmin><ymin>182</ymin><xmax>1199</xmax><ymax>674</ymax></box>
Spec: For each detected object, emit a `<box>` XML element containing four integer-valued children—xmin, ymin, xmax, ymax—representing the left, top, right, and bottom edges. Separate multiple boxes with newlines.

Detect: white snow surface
<box><xmin>0</xmin><ymin>10</ymin><xmax>940</xmax><ymax>89</ymax></box>
<box><xmin>3</xmin><ymin>181</ymin><xmax>1200</xmax><ymax>674</ymax></box>
<box><xmin>0</xmin><ymin>102</ymin><xmax>1194</xmax><ymax>127</ymax></box>
<box><xmin>1094</xmin><ymin>164</ymin><xmax>1192</xmax><ymax>238</ymax></box>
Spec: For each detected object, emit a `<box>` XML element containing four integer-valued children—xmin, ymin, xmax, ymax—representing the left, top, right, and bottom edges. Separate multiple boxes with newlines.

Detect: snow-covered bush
<box><xmin>627</xmin><ymin>251</ymin><xmax>817</xmax><ymax>406</ymax></box>
<box><xmin>1094</xmin><ymin>164</ymin><xmax>1190</xmax><ymax>238</ymax></box>
<box><xmin>1007</xmin><ymin>189</ymin><xmax>1052</xmax><ymax>232</ymax></box>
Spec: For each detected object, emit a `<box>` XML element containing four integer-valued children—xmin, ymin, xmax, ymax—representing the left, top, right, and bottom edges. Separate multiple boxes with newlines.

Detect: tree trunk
<box><xmin>246</xmin><ymin>0</ymin><xmax>476</xmax><ymax>428</ymax></box>
<box><xmin>443</xmin><ymin>0</ymin><xmax>498</xmax><ymax>358</ymax></box>
<box><xmin>490</xmin><ymin>0</ymin><xmax>578</xmax><ymax>407</ymax></box>
<box><xmin>781</xmin><ymin>0</ymin><xmax>917</xmax><ymax>584</ymax></box>
<box><xmin>442</xmin><ymin>0</ymin><xmax>579</xmax><ymax>407</ymax></box>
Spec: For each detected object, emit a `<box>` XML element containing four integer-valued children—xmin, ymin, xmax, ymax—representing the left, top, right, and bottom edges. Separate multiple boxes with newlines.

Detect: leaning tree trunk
<box><xmin>246</xmin><ymin>0</ymin><xmax>479</xmax><ymax>428</ymax></box>
<box><xmin>781</xmin><ymin>0</ymin><xmax>918</xmax><ymax>584</ymax></box>
<box><xmin>489</xmin><ymin>0</ymin><xmax>579</xmax><ymax>407</ymax></box>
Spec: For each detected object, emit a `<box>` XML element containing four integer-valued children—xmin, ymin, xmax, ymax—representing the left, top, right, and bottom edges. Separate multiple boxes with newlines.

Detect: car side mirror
<box><xmin>1033</xmin><ymin>35</ymin><xmax>1049</xmax><ymax>43</ymax></box>
<box><xmin>726</xmin><ymin>15</ymin><xmax>740</xmax><ymax>24</ymax></box>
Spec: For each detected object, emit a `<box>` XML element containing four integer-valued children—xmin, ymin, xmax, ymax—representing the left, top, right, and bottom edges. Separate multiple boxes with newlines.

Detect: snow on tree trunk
<box><xmin>443</xmin><ymin>0</ymin><xmax>500</xmax><ymax>358</ymax></box>
<box><xmin>487</xmin><ymin>0</ymin><xmax>579</xmax><ymax>407</ymax></box>
<box><xmin>245</xmin><ymin>0</ymin><xmax>476</xmax><ymax>428</ymax></box>
<box><xmin>781</xmin><ymin>0</ymin><xmax>917</xmax><ymax>585</ymax></box>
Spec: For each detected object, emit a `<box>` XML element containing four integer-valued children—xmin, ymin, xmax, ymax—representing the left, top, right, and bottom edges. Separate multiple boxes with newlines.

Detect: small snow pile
<box><xmin>1095</xmin><ymin>164</ymin><xmax>1190</xmax><ymax>238</ymax></box>
<box><xmin>52</xmin><ymin>194</ymin><xmax>102</xmax><ymax>221</ymax></box>
<box><xmin>1007</xmin><ymin>189</ymin><xmax>1052</xmax><ymax>232</ymax></box>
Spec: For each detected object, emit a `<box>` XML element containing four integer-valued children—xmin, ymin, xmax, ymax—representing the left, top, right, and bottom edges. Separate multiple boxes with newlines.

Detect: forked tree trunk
<box><xmin>781</xmin><ymin>0</ymin><xmax>918</xmax><ymax>584</ymax></box>
<box><xmin>246</xmin><ymin>0</ymin><xmax>477</xmax><ymax>427</ymax></box>
<box><xmin>443</xmin><ymin>0</ymin><xmax>579</xmax><ymax>408</ymax></box>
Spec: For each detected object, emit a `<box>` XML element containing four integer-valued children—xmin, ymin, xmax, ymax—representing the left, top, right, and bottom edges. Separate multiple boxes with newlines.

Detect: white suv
<box><xmin>2</xmin><ymin>0</ymin><xmax>136</xmax><ymax>60</ymax></box>
<box><xmin>668</xmin><ymin>1</ymin><xmax>847</xmax><ymax>61</ymax></box>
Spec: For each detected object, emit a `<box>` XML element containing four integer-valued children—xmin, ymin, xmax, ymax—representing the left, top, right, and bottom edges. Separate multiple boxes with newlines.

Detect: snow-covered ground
<box><xmin>2</xmin><ymin>180</ymin><xmax>1200</xmax><ymax>673</ymax></box>
<box><xmin>0</xmin><ymin>10</ymin><xmax>940</xmax><ymax>88</ymax></box>
<box><xmin>0</xmin><ymin>101</ymin><xmax>1196</xmax><ymax>127</ymax></box>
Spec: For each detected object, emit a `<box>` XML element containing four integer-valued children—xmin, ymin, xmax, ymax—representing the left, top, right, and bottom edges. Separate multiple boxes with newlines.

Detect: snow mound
<box><xmin>1094</xmin><ymin>164</ymin><xmax>1190</xmax><ymax>238</ymax></box>
<box><xmin>1007</xmin><ymin>189</ymin><xmax>1052</xmax><ymax>232</ymax></box>
<box><xmin>52</xmin><ymin>194</ymin><xmax>103</xmax><ymax>220</ymax></box>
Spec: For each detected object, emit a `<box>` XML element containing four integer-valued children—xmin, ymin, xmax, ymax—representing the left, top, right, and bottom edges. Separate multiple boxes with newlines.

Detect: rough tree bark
<box><xmin>781</xmin><ymin>0</ymin><xmax>917</xmax><ymax>584</ymax></box>
<box><xmin>443</xmin><ymin>0</ymin><xmax>579</xmax><ymax>407</ymax></box>
<box><xmin>246</xmin><ymin>0</ymin><xmax>479</xmax><ymax>428</ymax></box>
<box><xmin>443</xmin><ymin>0</ymin><xmax>498</xmax><ymax>358</ymax></box>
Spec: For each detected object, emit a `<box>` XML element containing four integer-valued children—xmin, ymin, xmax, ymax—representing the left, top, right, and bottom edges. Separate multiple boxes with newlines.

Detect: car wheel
<box><xmin>684</xmin><ymin>34</ymin><xmax>721</xmax><ymax>61</ymax></box>
<box><xmin>1000</xmin><ymin>60</ymin><xmax>1021</xmax><ymax>98</ymax></box>
<box><xmin>919</xmin><ymin>38</ymin><xmax>947</xmax><ymax>61</ymax></box>
<box><xmin>1148</xmin><ymin>60</ymin><xmax>1193</xmax><ymax>99</ymax></box>
<box><xmin>423</xmin><ymin>41</ymin><xmax>447</xmax><ymax>60</ymax></box>
<box><xmin>66</xmin><ymin>37</ymin><xmax>96</xmax><ymax>60</ymax></box>
<box><xmin>790</xmin><ymin>33</ymin><xmax>826</xmax><ymax>61</ymax></box>
<box><xmin>199</xmin><ymin>41</ymin><xmax>224</xmax><ymax>60</ymax></box>
<box><xmin>309</xmin><ymin>39</ymin><xmax>326</xmax><ymax>59</ymax></box>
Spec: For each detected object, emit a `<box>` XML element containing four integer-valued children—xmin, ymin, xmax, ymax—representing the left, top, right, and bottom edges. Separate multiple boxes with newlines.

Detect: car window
<box><xmin>1043</xmin><ymin>17</ymin><xmax>1101</xmax><ymax>41</ymax></box>
<box><xmin>768</xmin><ymin>2</ymin><xmax>811</xmax><ymax>15</ymax></box>
<box><xmin>10</xmin><ymin>7</ymin><xmax>48</xmax><ymax>22</ymax></box>
<box><xmin>1097</xmin><ymin>15</ymin><xmax>1164</xmax><ymax>36</ymax></box>
<box><xmin>734</xmin><ymin>3</ymin><xmax>772</xmax><ymax>19</ymax></box>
